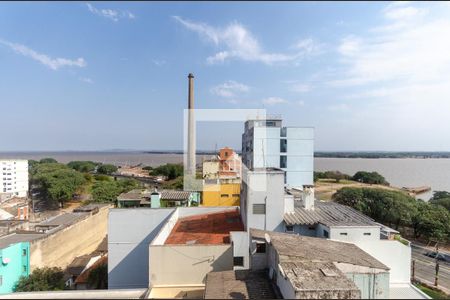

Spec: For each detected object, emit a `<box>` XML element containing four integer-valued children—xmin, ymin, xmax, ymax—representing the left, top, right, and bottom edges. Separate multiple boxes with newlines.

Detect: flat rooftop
<box><xmin>165</xmin><ymin>209</ymin><xmax>244</xmax><ymax>245</ymax></box>
<box><xmin>204</xmin><ymin>270</ymin><xmax>278</xmax><ymax>299</ymax></box>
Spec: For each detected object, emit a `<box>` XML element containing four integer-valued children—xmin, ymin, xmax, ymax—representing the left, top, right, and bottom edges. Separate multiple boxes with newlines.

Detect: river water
<box><xmin>1</xmin><ymin>152</ymin><xmax>449</xmax><ymax>200</ymax></box>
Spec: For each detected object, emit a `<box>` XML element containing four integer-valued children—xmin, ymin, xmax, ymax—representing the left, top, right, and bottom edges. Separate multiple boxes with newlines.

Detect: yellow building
<box><xmin>202</xmin><ymin>183</ymin><xmax>240</xmax><ymax>206</ymax></box>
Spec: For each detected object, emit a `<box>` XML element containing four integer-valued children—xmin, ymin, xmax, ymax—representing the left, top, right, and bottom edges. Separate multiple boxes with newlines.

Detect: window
<box><xmin>232</xmin><ymin>194</ymin><xmax>240</xmax><ymax>197</ymax></box>
<box><xmin>23</xmin><ymin>265</ymin><xmax>27</xmax><ymax>273</ymax></box>
<box><xmin>252</xmin><ymin>204</ymin><xmax>266</xmax><ymax>214</ymax></box>
<box><xmin>364</xmin><ymin>232</ymin><xmax>371</xmax><ymax>236</ymax></box>
<box><xmin>265</xmin><ymin>121</ymin><xmax>276</xmax><ymax>127</ymax></box>
<box><xmin>220</xmin><ymin>194</ymin><xmax>229</xmax><ymax>198</ymax></box>
<box><xmin>22</xmin><ymin>249</ymin><xmax>27</xmax><ymax>256</ymax></box>
<box><xmin>323</xmin><ymin>230</ymin><xmax>329</xmax><ymax>238</ymax></box>
<box><xmin>233</xmin><ymin>256</ymin><xmax>244</xmax><ymax>267</ymax></box>
<box><xmin>256</xmin><ymin>242</ymin><xmax>266</xmax><ymax>253</ymax></box>
<box><xmin>285</xmin><ymin>225</ymin><xmax>294</xmax><ymax>232</ymax></box>
<box><xmin>280</xmin><ymin>139</ymin><xmax>287</xmax><ymax>152</ymax></box>
<box><xmin>340</xmin><ymin>232</ymin><xmax>348</xmax><ymax>236</ymax></box>
<box><xmin>280</xmin><ymin>156</ymin><xmax>287</xmax><ymax>168</ymax></box>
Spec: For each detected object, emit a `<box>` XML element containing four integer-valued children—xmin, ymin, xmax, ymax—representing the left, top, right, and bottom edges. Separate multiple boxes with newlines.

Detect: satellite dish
<box><xmin>264</xmin><ymin>233</ymin><xmax>271</xmax><ymax>244</ymax></box>
<box><xmin>2</xmin><ymin>257</ymin><xmax>10</xmax><ymax>264</ymax></box>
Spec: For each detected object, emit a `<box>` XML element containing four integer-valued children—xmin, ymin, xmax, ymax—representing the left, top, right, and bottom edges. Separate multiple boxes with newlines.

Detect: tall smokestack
<box><xmin>187</xmin><ymin>73</ymin><xmax>196</xmax><ymax>176</ymax></box>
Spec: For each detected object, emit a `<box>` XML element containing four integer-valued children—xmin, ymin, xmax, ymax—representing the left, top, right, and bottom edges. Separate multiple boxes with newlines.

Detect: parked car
<box><xmin>424</xmin><ymin>251</ymin><xmax>450</xmax><ymax>263</ymax></box>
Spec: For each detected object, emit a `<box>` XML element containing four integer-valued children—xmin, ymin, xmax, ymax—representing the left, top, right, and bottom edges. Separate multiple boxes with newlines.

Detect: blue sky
<box><xmin>1</xmin><ymin>1</ymin><xmax>450</xmax><ymax>151</ymax></box>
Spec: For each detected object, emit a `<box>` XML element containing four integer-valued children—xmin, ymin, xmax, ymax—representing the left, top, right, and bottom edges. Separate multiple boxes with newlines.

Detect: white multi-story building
<box><xmin>0</xmin><ymin>159</ymin><xmax>28</xmax><ymax>200</ymax></box>
<box><xmin>241</xmin><ymin>117</ymin><xmax>314</xmax><ymax>189</ymax></box>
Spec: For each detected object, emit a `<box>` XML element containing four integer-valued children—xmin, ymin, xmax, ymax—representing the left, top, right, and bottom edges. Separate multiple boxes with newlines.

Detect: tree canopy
<box><xmin>87</xmin><ymin>262</ymin><xmax>108</xmax><ymax>289</ymax></box>
<box><xmin>14</xmin><ymin>267</ymin><xmax>64</xmax><ymax>292</ymax></box>
<box><xmin>97</xmin><ymin>164</ymin><xmax>118</xmax><ymax>175</ymax></box>
<box><xmin>333</xmin><ymin>187</ymin><xmax>450</xmax><ymax>242</ymax></box>
<box><xmin>39</xmin><ymin>158</ymin><xmax>58</xmax><ymax>164</ymax></box>
<box><xmin>151</xmin><ymin>163</ymin><xmax>184</xmax><ymax>180</ymax></box>
<box><xmin>429</xmin><ymin>191</ymin><xmax>450</xmax><ymax>211</ymax></box>
<box><xmin>67</xmin><ymin>161</ymin><xmax>99</xmax><ymax>173</ymax></box>
<box><xmin>92</xmin><ymin>178</ymin><xmax>140</xmax><ymax>203</ymax></box>
<box><xmin>31</xmin><ymin>162</ymin><xmax>86</xmax><ymax>206</ymax></box>
<box><xmin>352</xmin><ymin>171</ymin><xmax>389</xmax><ymax>185</ymax></box>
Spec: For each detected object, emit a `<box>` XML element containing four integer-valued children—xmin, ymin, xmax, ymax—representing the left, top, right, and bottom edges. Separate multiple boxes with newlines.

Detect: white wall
<box><xmin>329</xmin><ymin>226</ymin><xmax>381</xmax><ymax>243</ymax></box>
<box><xmin>230</xmin><ymin>231</ymin><xmax>249</xmax><ymax>270</ymax></box>
<box><xmin>108</xmin><ymin>208</ymin><xmax>175</xmax><ymax>289</ymax></box>
<box><xmin>149</xmin><ymin>244</ymin><xmax>233</xmax><ymax>287</ymax></box>
<box><xmin>355</xmin><ymin>240</ymin><xmax>411</xmax><ymax>284</ymax></box>
<box><xmin>244</xmin><ymin>170</ymin><xmax>285</xmax><ymax>232</ymax></box>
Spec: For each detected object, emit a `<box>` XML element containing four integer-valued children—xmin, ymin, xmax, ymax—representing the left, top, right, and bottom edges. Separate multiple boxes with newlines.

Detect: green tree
<box><xmin>352</xmin><ymin>171</ymin><xmax>389</xmax><ymax>185</ymax></box>
<box><xmin>39</xmin><ymin>158</ymin><xmax>58</xmax><ymax>164</ymax></box>
<box><xmin>97</xmin><ymin>164</ymin><xmax>118</xmax><ymax>175</ymax></box>
<box><xmin>87</xmin><ymin>263</ymin><xmax>108</xmax><ymax>289</ymax></box>
<box><xmin>31</xmin><ymin>163</ymin><xmax>86</xmax><ymax>207</ymax></box>
<box><xmin>91</xmin><ymin>181</ymin><xmax>122</xmax><ymax>203</ymax></box>
<box><xmin>67</xmin><ymin>161</ymin><xmax>99</xmax><ymax>173</ymax></box>
<box><xmin>151</xmin><ymin>163</ymin><xmax>184</xmax><ymax>180</ymax></box>
<box><xmin>14</xmin><ymin>267</ymin><xmax>64</xmax><ymax>292</ymax></box>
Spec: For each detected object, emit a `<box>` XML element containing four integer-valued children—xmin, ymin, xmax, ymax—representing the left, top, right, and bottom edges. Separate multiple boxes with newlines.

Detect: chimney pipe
<box><xmin>187</xmin><ymin>73</ymin><xmax>196</xmax><ymax>176</ymax></box>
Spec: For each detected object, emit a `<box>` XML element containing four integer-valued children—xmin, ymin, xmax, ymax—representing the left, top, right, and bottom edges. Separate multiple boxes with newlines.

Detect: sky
<box><xmin>1</xmin><ymin>1</ymin><xmax>450</xmax><ymax>152</ymax></box>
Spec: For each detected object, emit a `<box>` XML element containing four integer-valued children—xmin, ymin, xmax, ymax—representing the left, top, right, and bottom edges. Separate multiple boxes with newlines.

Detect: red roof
<box><xmin>165</xmin><ymin>209</ymin><xmax>244</xmax><ymax>245</ymax></box>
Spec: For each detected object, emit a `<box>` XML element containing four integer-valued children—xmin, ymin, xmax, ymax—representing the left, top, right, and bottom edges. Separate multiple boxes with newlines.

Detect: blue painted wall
<box><xmin>0</xmin><ymin>242</ymin><xmax>30</xmax><ymax>294</ymax></box>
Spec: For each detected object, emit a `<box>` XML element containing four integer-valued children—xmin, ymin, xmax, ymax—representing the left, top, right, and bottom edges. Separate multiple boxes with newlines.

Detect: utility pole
<box><xmin>435</xmin><ymin>242</ymin><xmax>440</xmax><ymax>287</ymax></box>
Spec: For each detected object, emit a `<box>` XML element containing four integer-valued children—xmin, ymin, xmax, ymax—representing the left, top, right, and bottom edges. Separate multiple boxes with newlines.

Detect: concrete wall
<box><xmin>355</xmin><ymin>240</ymin><xmax>411</xmax><ymax>284</ymax></box>
<box><xmin>336</xmin><ymin>263</ymin><xmax>390</xmax><ymax>299</ymax></box>
<box><xmin>149</xmin><ymin>244</ymin><xmax>233</xmax><ymax>287</ymax></box>
<box><xmin>329</xmin><ymin>226</ymin><xmax>381</xmax><ymax>243</ymax></box>
<box><xmin>29</xmin><ymin>206</ymin><xmax>110</xmax><ymax>271</ymax></box>
<box><xmin>108</xmin><ymin>208</ymin><xmax>175</xmax><ymax>289</ymax></box>
<box><xmin>230</xmin><ymin>231</ymin><xmax>249</xmax><ymax>270</ymax></box>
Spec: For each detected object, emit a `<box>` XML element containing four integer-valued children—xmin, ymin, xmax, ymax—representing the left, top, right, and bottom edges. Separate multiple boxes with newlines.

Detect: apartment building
<box><xmin>0</xmin><ymin>160</ymin><xmax>28</xmax><ymax>201</ymax></box>
<box><xmin>241</xmin><ymin>117</ymin><xmax>313</xmax><ymax>189</ymax></box>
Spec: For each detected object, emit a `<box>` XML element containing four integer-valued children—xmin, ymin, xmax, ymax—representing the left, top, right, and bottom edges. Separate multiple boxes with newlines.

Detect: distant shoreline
<box><xmin>1</xmin><ymin>150</ymin><xmax>450</xmax><ymax>159</ymax></box>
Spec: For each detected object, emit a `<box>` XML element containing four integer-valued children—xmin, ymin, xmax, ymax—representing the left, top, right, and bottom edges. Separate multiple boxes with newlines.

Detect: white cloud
<box><xmin>262</xmin><ymin>97</ymin><xmax>289</xmax><ymax>105</ymax></box>
<box><xmin>293</xmin><ymin>38</ymin><xmax>323</xmax><ymax>56</ymax></box>
<box><xmin>210</xmin><ymin>80</ymin><xmax>250</xmax><ymax>98</ymax></box>
<box><xmin>152</xmin><ymin>59</ymin><xmax>166</xmax><ymax>66</ymax></box>
<box><xmin>79</xmin><ymin>77</ymin><xmax>93</xmax><ymax>84</ymax></box>
<box><xmin>86</xmin><ymin>3</ymin><xmax>135</xmax><ymax>22</ymax></box>
<box><xmin>173</xmin><ymin>16</ymin><xmax>321</xmax><ymax>65</ymax></box>
<box><xmin>0</xmin><ymin>39</ymin><xmax>86</xmax><ymax>70</ymax></box>
<box><xmin>297</xmin><ymin>100</ymin><xmax>305</xmax><ymax>106</ymax></box>
<box><xmin>326</xmin><ymin>2</ymin><xmax>450</xmax><ymax>149</ymax></box>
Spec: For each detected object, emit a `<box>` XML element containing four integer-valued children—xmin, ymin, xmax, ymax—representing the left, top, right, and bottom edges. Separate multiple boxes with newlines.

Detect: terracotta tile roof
<box><xmin>165</xmin><ymin>209</ymin><xmax>244</xmax><ymax>245</ymax></box>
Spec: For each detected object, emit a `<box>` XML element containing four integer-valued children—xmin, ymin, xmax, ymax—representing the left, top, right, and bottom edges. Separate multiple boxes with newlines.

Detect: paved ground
<box><xmin>411</xmin><ymin>244</ymin><xmax>450</xmax><ymax>293</ymax></box>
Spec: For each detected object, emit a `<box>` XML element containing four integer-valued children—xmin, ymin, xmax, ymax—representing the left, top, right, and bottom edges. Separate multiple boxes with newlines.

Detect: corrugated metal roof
<box><xmin>117</xmin><ymin>189</ymin><xmax>192</xmax><ymax>201</ymax></box>
<box><xmin>284</xmin><ymin>201</ymin><xmax>378</xmax><ymax>227</ymax></box>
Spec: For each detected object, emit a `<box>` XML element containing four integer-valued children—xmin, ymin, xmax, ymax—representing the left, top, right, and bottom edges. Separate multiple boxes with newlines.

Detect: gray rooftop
<box><xmin>252</xmin><ymin>229</ymin><xmax>389</xmax><ymax>270</ymax></box>
<box><xmin>37</xmin><ymin>212</ymin><xmax>88</xmax><ymax>227</ymax></box>
<box><xmin>280</xmin><ymin>261</ymin><xmax>360</xmax><ymax>293</ymax></box>
<box><xmin>204</xmin><ymin>270</ymin><xmax>278</xmax><ymax>299</ymax></box>
<box><xmin>0</xmin><ymin>232</ymin><xmax>45</xmax><ymax>249</ymax></box>
<box><xmin>284</xmin><ymin>200</ymin><xmax>379</xmax><ymax>227</ymax></box>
